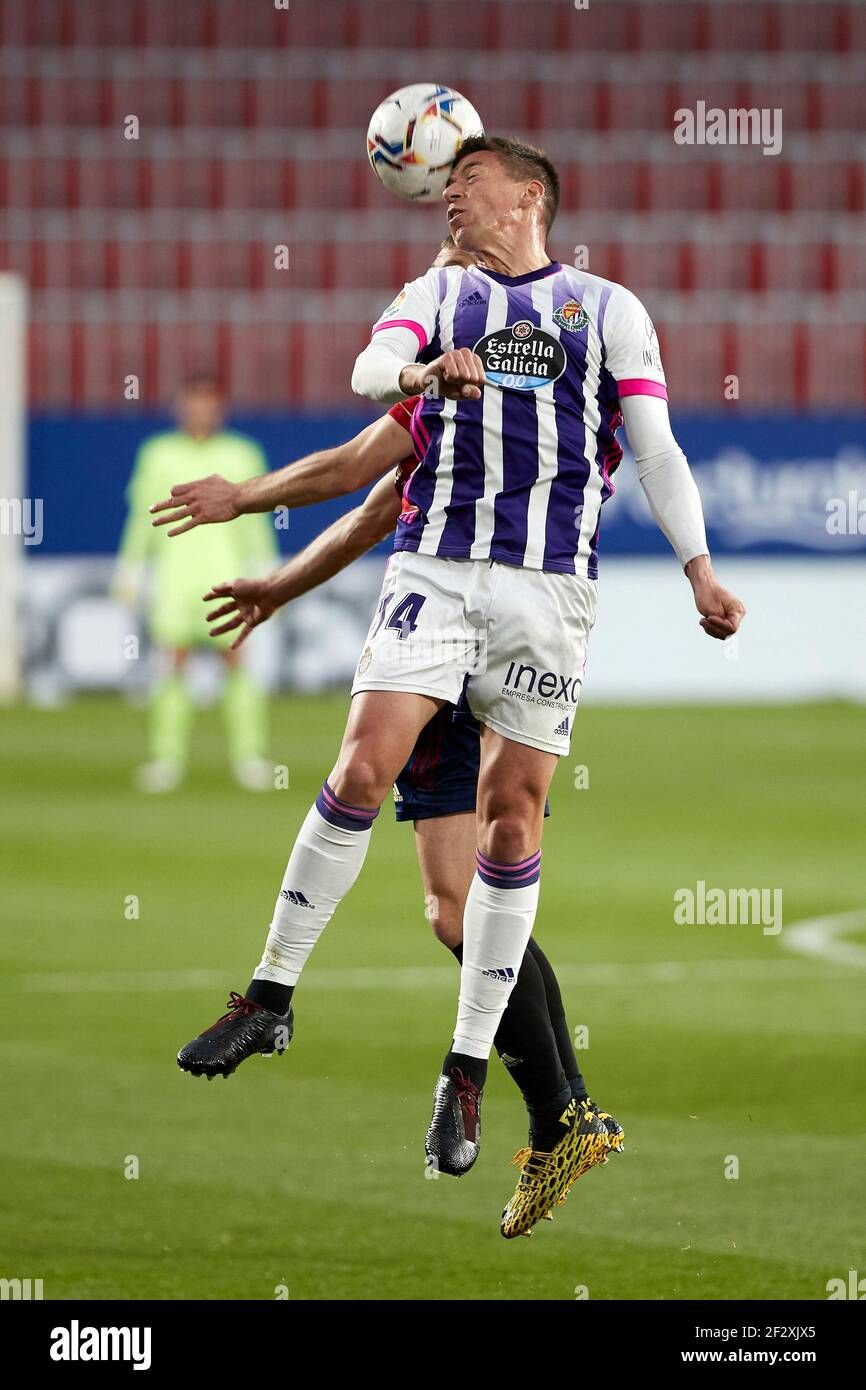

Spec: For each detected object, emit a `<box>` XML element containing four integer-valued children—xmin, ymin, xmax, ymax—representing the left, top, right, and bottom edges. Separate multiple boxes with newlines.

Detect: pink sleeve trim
<box><xmin>372</xmin><ymin>319</ymin><xmax>429</xmax><ymax>352</ymax></box>
<box><xmin>617</xmin><ymin>378</ymin><xmax>668</xmax><ymax>401</ymax></box>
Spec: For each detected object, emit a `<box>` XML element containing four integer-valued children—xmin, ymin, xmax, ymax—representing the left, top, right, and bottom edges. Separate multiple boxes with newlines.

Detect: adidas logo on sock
<box><xmin>459</xmin><ymin>291</ymin><xmax>484</xmax><ymax>307</ymax></box>
<box><xmin>280</xmin><ymin>889</ymin><xmax>314</xmax><ymax>908</ymax></box>
<box><xmin>553</xmin><ymin>716</ymin><xmax>570</xmax><ymax>737</ymax></box>
<box><xmin>481</xmin><ymin>966</ymin><xmax>515</xmax><ymax>982</ymax></box>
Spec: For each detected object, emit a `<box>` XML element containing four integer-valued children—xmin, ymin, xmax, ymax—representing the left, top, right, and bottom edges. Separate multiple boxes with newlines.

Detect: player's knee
<box><xmin>425</xmin><ymin>892</ymin><xmax>463</xmax><ymax>949</ymax></box>
<box><xmin>330</xmin><ymin>752</ymin><xmax>389</xmax><ymax>809</ymax></box>
<box><xmin>478</xmin><ymin>801</ymin><xmax>541</xmax><ymax>864</ymax></box>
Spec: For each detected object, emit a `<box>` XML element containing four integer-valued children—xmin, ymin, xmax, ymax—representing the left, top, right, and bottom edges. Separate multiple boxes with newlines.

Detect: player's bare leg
<box><xmin>177</xmin><ymin>690</ymin><xmax>441</xmax><ymax>1077</ymax></box>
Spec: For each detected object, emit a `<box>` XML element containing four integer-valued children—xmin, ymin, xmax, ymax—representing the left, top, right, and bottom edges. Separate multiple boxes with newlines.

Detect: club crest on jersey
<box><xmin>553</xmin><ymin>299</ymin><xmax>589</xmax><ymax>333</ymax></box>
<box><xmin>473</xmin><ymin>321</ymin><xmax>567</xmax><ymax>391</ymax></box>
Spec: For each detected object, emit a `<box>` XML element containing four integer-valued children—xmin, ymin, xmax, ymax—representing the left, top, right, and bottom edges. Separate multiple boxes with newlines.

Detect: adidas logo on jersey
<box><xmin>481</xmin><ymin>966</ymin><xmax>515</xmax><ymax>983</ymax></box>
<box><xmin>280</xmin><ymin>889</ymin><xmax>314</xmax><ymax>908</ymax></box>
<box><xmin>459</xmin><ymin>291</ymin><xmax>484</xmax><ymax>307</ymax></box>
<box><xmin>553</xmin><ymin>717</ymin><xmax>570</xmax><ymax>737</ymax></box>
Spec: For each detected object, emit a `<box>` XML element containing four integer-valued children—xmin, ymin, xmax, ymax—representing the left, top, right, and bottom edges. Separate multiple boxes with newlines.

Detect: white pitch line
<box><xmin>782</xmin><ymin>908</ymin><xmax>866</xmax><ymax>969</ymax></box>
<box><xmin>0</xmin><ymin>955</ymin><xmax>850</xmax><ymax>995</ymax></box>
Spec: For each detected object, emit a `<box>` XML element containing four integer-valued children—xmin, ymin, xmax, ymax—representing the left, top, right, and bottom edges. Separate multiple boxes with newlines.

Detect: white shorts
<box><xmin>351</xmin><ymin>550</ymin><xmax>597</xmax><ymax>755</ymax></box>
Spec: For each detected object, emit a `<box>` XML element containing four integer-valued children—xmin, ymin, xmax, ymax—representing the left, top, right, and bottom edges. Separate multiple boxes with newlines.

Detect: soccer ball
<box><xmin>366</xmin><ymin>84</ymin><xmax>484</xmax><ymax>204</ymax></box>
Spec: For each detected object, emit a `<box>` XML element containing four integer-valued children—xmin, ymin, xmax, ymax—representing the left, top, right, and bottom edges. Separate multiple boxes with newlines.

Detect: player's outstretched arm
<box><xmin>620</xmin><ymin>393</ymin><xmax>745</xmax><ymax>641</ymax></box>
<box><xmin>149</xmin><ymin>415</ymin><xmax>410</xmax><ymax>537</ymax></box>
<box><xmin>203</xmin><ymin>474</ymin><xmax>401</xmax><ymax>650</ymax></box>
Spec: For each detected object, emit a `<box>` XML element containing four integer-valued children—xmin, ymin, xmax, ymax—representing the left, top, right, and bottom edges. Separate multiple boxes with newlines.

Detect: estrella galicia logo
<box><xmin>553</xmin><ymin>298</ymin><xmax>589</xmax><ymax>333</ymax></box>
<box><xmin>473</xmin><ymin>321</ymin><xmax>566</xmax><ymax>391</ymax></box>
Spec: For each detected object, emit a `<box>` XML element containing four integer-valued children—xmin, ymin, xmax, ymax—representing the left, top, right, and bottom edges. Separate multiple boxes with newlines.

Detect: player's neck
<box><xmin>472</xmin><ymin>233</ymin><xmax>552</xmax><ymax>280</ymax></box>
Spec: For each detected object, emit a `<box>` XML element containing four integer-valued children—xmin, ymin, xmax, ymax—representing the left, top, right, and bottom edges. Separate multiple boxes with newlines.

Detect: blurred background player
<box><xmin>112</xmin><ymin>374</ymin><xmax>277</xmax><ymax>792</ymax></box>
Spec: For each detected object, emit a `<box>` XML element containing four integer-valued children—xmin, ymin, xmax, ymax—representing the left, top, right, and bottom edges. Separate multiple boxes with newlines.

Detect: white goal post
<box><xmin>0</xmin><ymin>274</ymin><xmax>27</xmax><ymax>702</ymax></box>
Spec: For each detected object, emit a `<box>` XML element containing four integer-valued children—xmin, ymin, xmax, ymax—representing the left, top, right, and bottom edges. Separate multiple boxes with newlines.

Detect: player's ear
<box><xmin>521</xmin><ymin>178</ymin><xmax>546</xmax><ymax>213</ymax></box>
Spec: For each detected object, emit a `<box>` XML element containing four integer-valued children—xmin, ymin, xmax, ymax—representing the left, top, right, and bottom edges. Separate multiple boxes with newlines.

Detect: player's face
<box><xmin>177</xmin><ymin>387</ymin><xmax>224</xmax><ymax>440</ymax></box>
<box><xmin>443</xmin><ymin>152</ymin><xmax>527</xmax><ymax>249</ymax></box>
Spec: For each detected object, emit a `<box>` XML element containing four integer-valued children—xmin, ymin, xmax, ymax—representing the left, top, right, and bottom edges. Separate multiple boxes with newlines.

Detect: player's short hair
<box><xmin>182</xmin><ymin>372</ymin><xmax>223</xmax><ymax>395</ymax></box>
<box><xmin>451</xmin><ymin>136</ymin><xmax>561</xmax><ymax>234</ymax></box>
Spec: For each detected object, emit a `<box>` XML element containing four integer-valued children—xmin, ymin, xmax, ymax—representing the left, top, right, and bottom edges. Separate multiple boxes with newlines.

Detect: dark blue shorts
<box><xmin>393</xmin><ymin>704</ymin><xmax>551</xmax><ymax>824</ymax></box>
<box><xmin>393</xmin><ymin>703</ymin><xmax>478</xmax><ymax>822</ymax></box>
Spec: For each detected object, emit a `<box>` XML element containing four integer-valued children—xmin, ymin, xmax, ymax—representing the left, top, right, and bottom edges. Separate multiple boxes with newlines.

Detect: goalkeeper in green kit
<box><xmin>113</xmin><ymin>375</ymin><xmax>278</xmax><ymax>793</ymax></box>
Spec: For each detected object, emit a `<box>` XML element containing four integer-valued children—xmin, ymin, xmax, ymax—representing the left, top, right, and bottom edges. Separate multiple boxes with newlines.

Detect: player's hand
<box><xmin>150</xmin><ymin>474</ymin><xmax>241</xmax><ymax>536</ymax></box>
<box><xmin>400</xmin><ymin>349</ymin><xmax>486</xmax><ymax>401</ymax></box>
<box><xmin>203</xmin><ymin>577</ymin><xmax>278</xmax><ymax>650</ymax></box>
<box><xmin>686</xmin><ymin>559</ymin><xmax>746</xmax><ymax>640</ymax></box>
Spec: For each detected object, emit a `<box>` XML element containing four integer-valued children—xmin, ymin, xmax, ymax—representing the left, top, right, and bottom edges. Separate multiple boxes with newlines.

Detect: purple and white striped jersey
<box><xmin>369</xmin><ymin>261</ymin><xmax>668</xmax><ymax>578</ymax></box>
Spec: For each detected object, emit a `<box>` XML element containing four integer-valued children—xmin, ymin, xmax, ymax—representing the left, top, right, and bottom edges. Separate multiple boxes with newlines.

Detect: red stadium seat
<box><xmin>221</xmin><ymin>158</ymin><xmax>294</xmax><ymax>211</ymax></box>
<box><xmin>779</xmin><ymin>2</ymin><xmax>846</xmax><ymax>52</ymax></box>
<box><xmin>452</xmin><ymin>78</ymin><xmax>531</xmax><ymax>132</ymax></box>
<box><xmin>0</xmin><ymin>0</ymin><xmax>71</xmax><ymax>46</ymax></box>
<box><xmin>330</xmin><ymin>240</ymin><xmax>401</xmax><ymax>290</ymax></box>
<box><xmin>253</xmin><ymin>79</ymin><xmax>321</xmax><ymax>130</ymax></box>
<box><xmin>148</xmin><ymin>158</ymin><xmax>217</xmax><ymax>210</ymax></box>
<box><xmin>647</xmin><ymin>162</ymin><xmax>711</xmax><ymax>213</ymax></box>
<box><xmin>80</xmin><ymin>322</ymin><xmax>152</xmax><ymax>407</ymax></box>
<box><xmin>323</xmin><ymin>78</ymin><xmax>421</xmax><ymax>132</ymax></box>
<box><xmin>735</xmin><ymin>323</ymin><xmax>797</xmax><ymax>408</ymax></box>
<box><xmin>607</xmin><ymin>82</ymin><xmax>677</xmax><ymax>133</ymax></box>
<box><xmin>39</xmin><ymin>76</ymin><xmax>106</xmax><ymax>128</ymax></box>
<box><xmin>39</xmin><ymin>238</ymin><xmax>113</xmax><ymax>290</ymax></box>
<box><xmin>186</xmin><ymin>240</ymin><xmax>256</xmax><ymax>290</ymax></box>
<box><xmin>835</xmin><ymin>240</ymin><xmax>866</xmax><ymax>292</ymax></box>
<box><xmin>347</xmin><ymin>0</ymin><xmax>421</xmax><ymax>47</ymax></box>
<box><xmin>497</xmin><ymin>2</ymin><xmax>563</xmax><ymax>50</ymax></box>
<box><xmin>107</xmin><ymin>78</ymin><xmax>180</xmax><ymax>130</ymax></box>
<box><xmin>704</xmin><ymin>2</ymin><xmax>771</xmax><ymax>52</ymax></box>
<box><xmin>656</xmin><ymin>322</ymin><xmax>726</xmax><ymax>410</ymax></box>
<box><xmin>636</xmin><ymin>2</ymin><xmax>704</xmax><ymax>53</ymax></box>
<box><xmin>567</xmin><ymin>160</ymin><xmax>642</xmax><ymax>213</ymax></box>
<box><xmin>213</xmin><ymin>0</ymin><xmax>284</xmax><ymax>49</ymax></box>
<box><xmin>674</xmin><ymin>81</ymin><xmax>745</xmax><ymax>132</ymax></box>
<box><xmin>818</xmin><ymin>81</ymin><xmax>866</xmax><ymax>133</ymax></box>
<box><xmin>139</xmin><ymin>0</ymin><xmax>212</xmax><ymax>48</ymax></box>
<box><xmin>69</xmin><ymin>0</ymin><xmax>139</xmax><ymax>46</ymax></box>
<box><xmin>805</xmin><ymin>325</ymin><xmax>866</xmax><ymax>408</ymax></box>
<box><xmin>153</xmin><ymin>322</ymin><xmax>230</xmax><ymax>402</ymax></box>
<box><xmin>299</xmin><ymin>320</ymin><xmax>372</xmax><ymax>407</ymax></box>
<box><xmin>423</xmin><ymin>2</ymin><xmax>492</xmax><ymax>51</ymax></box>
<box><xmin>115</xmin><ymin>239</ymin><xmax>183</xmax><ymax>291</ymax></box>
<box><xmin>744</xmin><ymin>79</ymin><xmax>809</xmax><ymax>134</ymax></box>
<box><xmin>718</xmin><ymin>161</ymin><xmax>782</xmax><ymax>212</ymax></box>
<box><xmin>617</xmin><ymin>241</ymin><xmax>684</xmax><ymax>293</ymax></box>
<box><xmin>689</xmin><ymin>239</ymin><xmax>756</xmax><ymax>293</ymax></box>
<box><xmin>537</xmin><ymin>82</ymin><xmax>600</xmax><ymax>136</ymax></box>
<box><xmin>228</xmin><ymin>324</ymin><xmax>297</xmax><ymax>407</ymax></box>
<box><xmin>259</xmin><ymin>241</ymin><xmax>327</xmax><ymax>292</ymax></box>
<box><xmin>0</xmin><ymin>236</ymin><xmax>40</xmax><ymax>286</ymax></box>
<box><xmin>29</xmin><ymin>324</ymin><xmax>75</xmax><ymax>409</ymax></box>
<box><xmin>0</xmin><ymin>77</ymin><xmax>36</xmax><ymax>126</ymax></box>
<box><xmin>3</xmin><ymin>155</ymin><xmax>77</xmax><ymax>210</ymax></box>
<box><xmin>182</xmin><ymin>77</ymin><xmax>250</xmax><ymax>130</ymax></box>
<box><xmin>788</xmin><ymin>161</ymin><xmax>856</xmax><ymax>213</ymax></box>
<box><xmin>761</xmin><ymin>241</ymin><xmax>828</xmax><ymax>293</ymax></box>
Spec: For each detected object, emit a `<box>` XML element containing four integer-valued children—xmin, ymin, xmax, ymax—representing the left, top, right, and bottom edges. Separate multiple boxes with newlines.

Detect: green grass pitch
<box><xmin>1</xmin><ymin>694</ymin><xmax>864</xmax><ymax>1301</ymax></box>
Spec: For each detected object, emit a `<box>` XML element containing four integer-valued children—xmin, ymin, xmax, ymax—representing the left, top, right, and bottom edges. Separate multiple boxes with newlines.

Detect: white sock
<box><xmin>451</xmin><ymin>851</ymin><xmax>541</xmax><ymax>1060</ymax></box>
<box><xmin>253</xmin><ymin>781</ymin><xmax>379</xmax><ymax>986</ymax></box>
